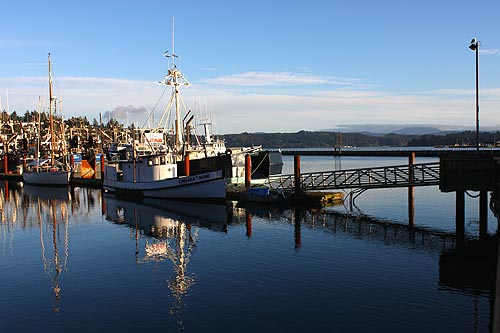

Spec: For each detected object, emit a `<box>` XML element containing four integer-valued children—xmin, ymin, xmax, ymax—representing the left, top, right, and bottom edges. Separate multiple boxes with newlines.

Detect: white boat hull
<box><xmin>103</xmin><ymin>170</ymin><xmax>226</xmax><ymax>201</ymax></box>
<box><xmin>23</xmin><ymin>170</ymin><xmax>70</xmax><ymax>186</ymax></box>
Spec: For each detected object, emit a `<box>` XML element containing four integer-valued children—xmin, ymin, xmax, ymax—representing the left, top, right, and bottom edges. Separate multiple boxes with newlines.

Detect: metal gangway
<box><xmin>266</xmin><ymin>162</ymin><xmax>440</xmax><ymax>192</ymax></box>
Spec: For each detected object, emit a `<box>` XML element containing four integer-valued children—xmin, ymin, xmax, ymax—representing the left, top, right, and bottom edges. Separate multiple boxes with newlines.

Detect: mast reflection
<box><xmin>104</xmin><ymin>195</ymin><xmax>228</xmax><ymax>328</ymax></box>
<box><xmin>26</xmin><ymin>184</ymin><xmax>71</xmax><ymax>313</ymax></box>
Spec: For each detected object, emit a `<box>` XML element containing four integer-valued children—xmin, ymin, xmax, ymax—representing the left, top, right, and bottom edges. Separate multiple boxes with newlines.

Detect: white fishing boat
<box><xmin>103</xmin><ymin>151</ymin><xmax>226</xmax><ymax>201</ymax></box>
<box><xmin>23</xmin><ymin>53</ymin><xmax>70</xmax><ymax>186</ymax></box>
<box><xmin>23</xmin><ymin>159</ymin><xmax>70</xmax><ymax>186</ymax></box>
<box><xmin>128</xmin><ymin>21</ymin><xmax>282</xmax><ymax>185</ymax></box>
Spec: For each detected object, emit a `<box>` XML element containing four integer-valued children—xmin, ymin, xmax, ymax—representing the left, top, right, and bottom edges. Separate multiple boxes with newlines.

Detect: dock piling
<box><xmin>408</xmin><ymin>153</ymin><xmax>415</xmax><ymax>227</ymax></box>
<box><xmin>456</xmin><ymin>190</ymin><xmax>465</xmax><ymax>248</ymax></box>
<box><xmin>294</xmin><ymin>155</ymin><xmax>301</xmax><ymax>193</ymax></box>
<box><xmin>245</xmin><ymin>154</ymin><xmax>251</xmax><ymax>190</ymax></box>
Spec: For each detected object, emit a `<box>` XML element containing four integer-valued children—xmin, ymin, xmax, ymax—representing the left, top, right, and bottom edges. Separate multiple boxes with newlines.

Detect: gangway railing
<box><xmin>266</xmin><ymin>162</ymin><xmax>440</xmax><ymax>192</ymax></box>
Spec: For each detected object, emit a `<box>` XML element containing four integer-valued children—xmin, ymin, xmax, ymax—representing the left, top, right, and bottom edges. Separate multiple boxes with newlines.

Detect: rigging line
<box><xmin>140</xmin><ymin>85</ymin><xmax>169</xmax><ymax>129</ymax></box>
<box><xmin>158</xmin><ymin>88</ymin><xmax>176</xmax><ymax>131</ymax></box>
<box><xmin>250</xmin><ymin>152</ymin><xmax>268</xmax><ymax>176</ymax></box>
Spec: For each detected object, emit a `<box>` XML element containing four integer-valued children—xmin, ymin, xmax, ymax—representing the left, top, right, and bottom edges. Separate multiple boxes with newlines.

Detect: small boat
<box><xmin>22</xmin><ymin>53</ymin><xmax>70</xmax><ymax>186</ymax></box>
<box><xmin>23</xmin><ymin>158</ymin><xmax>70</xmax><ymax>186</ymax></box>
<box><xmin>103</xmin><ymin>150</ymin><xmax>226</xmax><ymax>201</ymax></box>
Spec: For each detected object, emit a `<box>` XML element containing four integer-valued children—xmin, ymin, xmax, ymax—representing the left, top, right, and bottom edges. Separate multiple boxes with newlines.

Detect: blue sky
<box><xmin>1</xmin><ymin>0</ymin><xmax>499</xmax><ymax>133</ymax></box>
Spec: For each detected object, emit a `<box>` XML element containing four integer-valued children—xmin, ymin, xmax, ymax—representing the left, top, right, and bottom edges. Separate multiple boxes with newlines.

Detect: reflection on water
<box><xmin>104</xmin><ymin>195</ymin><xmax>229</xmax><ymax>330</ymax></box>
<box><xmin>0</xmin><ymin>180</ymin><xmax>499</xmax><ymax>332</ymax></box>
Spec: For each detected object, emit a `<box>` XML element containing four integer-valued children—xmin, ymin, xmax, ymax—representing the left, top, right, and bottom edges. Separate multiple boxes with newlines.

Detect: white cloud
<box><xmin>1</xmin><ymin>74</ymin><xmax>500</xmax><ymax>134</ymax></box>
<box><xmin>481</xmin><ymin>49</ymin><xmax>500</xmax><ymax>55</ymax></box>
<box><xmin>205</xmin><ymin>71</ymin><xmax>359</xmax><ymax>87</ymax></box>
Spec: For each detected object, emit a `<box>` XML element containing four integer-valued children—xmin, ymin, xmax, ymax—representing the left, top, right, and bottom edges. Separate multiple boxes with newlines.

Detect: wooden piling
<box><xmin>408</xmin><ymin>153</ymin><xmax>415</xmax><ymax>227</ymax></box>
<box><xmin>100</xmin><ymin>155</ymin><xmax>105</xmax><ymax>180</ymax></box>
<box><xmin>479</xmin><ymin>191</ymin><xmax>488</xmax><ymax>239</ymax></box>
<box><xmin>455</xmin><ymin>190</ymin><xmax>465</xmax><ymax>248</ymax></box>
<box><xmin>184</xmin><ymin>153</ymin><xmax>190</xmax><ymax>177</ymax></box>
<box><xmin>245</xmin><ymin>154</ymin><xmax>251</xmax><ymax>190</ymax></box>
<box><xmin>3</xmin><ymin>155</ymin><xmax>8</xmax><ymax>174</ymax></box>
<box><xmin>294</xmin><ymin>155</ymin><xmax>301</xmax><ymax>193</ymax></box>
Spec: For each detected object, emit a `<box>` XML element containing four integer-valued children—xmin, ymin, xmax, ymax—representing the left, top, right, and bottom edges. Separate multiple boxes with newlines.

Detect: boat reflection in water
<box><xmin>104</xmin><ymin>195</ymin><xmax>229</xmax><ymax>328</ymax></box>
<box><xmin>24</xmin><ymin>184</ymin><xmax>72</xmax><ymax>313</ymax></box>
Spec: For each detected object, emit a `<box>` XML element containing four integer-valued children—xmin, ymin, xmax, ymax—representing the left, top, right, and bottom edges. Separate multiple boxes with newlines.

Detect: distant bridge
<box><xmin>266</xmin><ymin>162</ymin><xmax>440</xmax><ymax>191</ymax></box>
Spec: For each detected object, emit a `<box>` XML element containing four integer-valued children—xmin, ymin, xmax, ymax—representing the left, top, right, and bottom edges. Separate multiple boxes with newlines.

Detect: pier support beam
<box><xmin>184</xmin><ymin>153</ymin><xmax>190</xmax><ymax>177</ymax></box>
<box><xmin>3</xmin><ymin>155</ymin><xmax>8</xmax><ymax>174</ymax></box>
<box><xmin>408</xmin><ymin>153</ymin><xmax>415</xmax><ymax>227</ymax></box>
<box><xmin>93</xmin><ymin>156</ymin><xmax>97</xmax><ymax>179</ymax></box>
<box><xmin>294</xmin><ymin>155</ymin><xmax>301</xmax><ymax>194</ymax></box>
<box><xmin>100</xmin><ymin>155</ymin><xmax>105</xmax><ymax>180</ymax></box>
<box><xmin>245</xmin><ymin>154</ymin><xmax>251</xmax><ymax>190</ymax></box>
<box><xmin>456</xmin><ymin>190</ymin><xmax>465</xmax><ymax>248</ymax></box>
<box><xmin>479</xmin><ymin>191</ymin><xmax>488</xmax><ymax>240</ymax></box>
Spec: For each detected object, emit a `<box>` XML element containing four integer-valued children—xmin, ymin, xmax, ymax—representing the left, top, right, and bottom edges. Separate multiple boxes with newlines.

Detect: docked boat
<box><xmin>22</xmin><ymin>53</ymin><xmax>70</xmax><ymax>186</ymax></box>
<box><xmin>103</xmin><ymin>140</ymin><xmax>225</xmax><ymax>201</ymax></box>
<box><xmin>23</xmin><ymin>158</ymin><xmax>70</xmax><ymax>186</ymax></box>
<box><xmin>126</xmin><ymin>27</ymin><xmax>282</xmax><ymax>185</ymax></box>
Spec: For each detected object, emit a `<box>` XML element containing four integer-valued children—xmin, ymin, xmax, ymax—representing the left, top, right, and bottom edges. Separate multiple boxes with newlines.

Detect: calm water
<box><xmin>1</xmin><ymin>155</ymin><xmax>498</xmax><ymax>332</ymax></box>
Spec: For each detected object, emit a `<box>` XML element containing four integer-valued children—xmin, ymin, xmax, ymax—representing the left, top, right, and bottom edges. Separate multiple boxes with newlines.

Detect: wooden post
<box><xmin>3</xmin><ymin>155</ymin><xmax>8</xmax><ymax>174</ymax></box>
<box><xmin>294</xmin><ymin>155</ymin><xmax>301</xmax><ymax>193</ymax></box>
<box><xmin>245</xmin><ymin>154</ymin><xmax>251</xmax><ymax>190</ymax></box>
<box><xmin>23</xmin><ymin>154</ymin><xmax>27</xmax><ymax>170</ymax></box>
<box><xmin>100</xmin><ymin>155</ymin><xmax>105</xmax><ymax>180</ymax></box>
<box><xmin>4</xmin><ymin>181</ymin><xmax>9</xmax><ymax>199</ymax></box>
<box><xmin>479</xmin><ymin>191</ymin><xmax>488</xmax><ymax>240</ymax></box>
<box><xmin>184</xmin><ymin>153</ymin><xmax>190</xmax><ymax>176</ymax></box>
<box><xmin>456</xmin><ymin>190</ymin><xmax>465</xmax><ymax>248</ymax></box>
<box><xmin>93</xmin><ymin>155</ymin><xmax>97</xmax><ymax>179</ymax></box>
<box><xmin>408</xmin><ymin>152</ymin><xmax>415</xmax><ymax>227</ymax></box>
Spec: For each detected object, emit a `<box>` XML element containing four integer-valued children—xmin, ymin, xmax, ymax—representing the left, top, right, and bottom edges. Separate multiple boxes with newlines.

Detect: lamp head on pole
<box><xmin>469</xmin><ymin>38</ymin><xmax>479</xmax><ymax>51</ymax></box>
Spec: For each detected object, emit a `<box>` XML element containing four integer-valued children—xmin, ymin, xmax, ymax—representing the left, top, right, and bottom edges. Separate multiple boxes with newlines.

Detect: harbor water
<box><xmin>0</xmin><ymin>155</ymin><xmax>498</xmax><ymax>332</ymax></box>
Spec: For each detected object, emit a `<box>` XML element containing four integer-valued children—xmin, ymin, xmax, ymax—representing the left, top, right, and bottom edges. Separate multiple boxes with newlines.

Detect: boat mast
<box><xmin>48</xmin><ymin>53</ymin><xmax>55</xmax><ymax>165</ymax></box>
<box><xmin>161</xmin><ymin>18</ymin><xmax>190</xmax><ymax>151</ymax></box>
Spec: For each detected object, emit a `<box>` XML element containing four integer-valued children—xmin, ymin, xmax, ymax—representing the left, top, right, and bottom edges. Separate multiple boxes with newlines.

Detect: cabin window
<box><xmin>148</xmin><ymin>159</ymin><xmax>153</xmax><ymax>166</ymax></box>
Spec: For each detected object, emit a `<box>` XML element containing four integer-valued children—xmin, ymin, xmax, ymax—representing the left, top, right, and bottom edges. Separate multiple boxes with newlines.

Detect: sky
<box><xmin>1</xmin><ymin>0</ymin><xmax>499</xmax><ymax>134</ymax></box>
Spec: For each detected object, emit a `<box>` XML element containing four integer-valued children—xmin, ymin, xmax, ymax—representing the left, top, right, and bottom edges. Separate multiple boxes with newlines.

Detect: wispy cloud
<box><xmin>205</xmin><ymin>71</ymin><xmax>360</xmax><ymax>87</ymax></box>
<box><xmin>481</xmin><ymin>49</ymin><xmax>500</xmax><ymax>55</ymax></box>
<box><xmin>1</xmin><ymin>75</ymin><xmax>500</xmax><ymax>133</ymax></box>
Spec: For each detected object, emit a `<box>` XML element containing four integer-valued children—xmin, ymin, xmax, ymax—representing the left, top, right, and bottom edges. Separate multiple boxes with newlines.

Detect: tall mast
<box><xmin>48</xmin><ymin>53</ymin><xmax>55</xmax><ymax>165</ymax></box>
<box><xmin>161</xmin><ymin>17</ymin><xmax>190</xmax><ymax>150</ymax></box>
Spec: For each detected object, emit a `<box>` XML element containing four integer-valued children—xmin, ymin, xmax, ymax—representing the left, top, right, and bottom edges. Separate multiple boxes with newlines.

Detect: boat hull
<box><xmin>22</xmin><ymin>170</ymin><xmax>70</xmax><ymax>186</ymax></box>
<box><xmin>103</xmin><ymin>170</ymin><xmax>226</xmax><ymax>201</ymax></box>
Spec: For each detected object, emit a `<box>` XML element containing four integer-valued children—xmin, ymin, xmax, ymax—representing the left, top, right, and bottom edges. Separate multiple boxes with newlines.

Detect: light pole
<box><xmin>469</xmin><ymin>38</ymin><xmax>480</xmax><ymax>150</ymax></box>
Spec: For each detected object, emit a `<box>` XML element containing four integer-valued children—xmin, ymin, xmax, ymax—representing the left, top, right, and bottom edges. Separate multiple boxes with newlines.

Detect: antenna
<box><xmin>172</xmin><ymin>17</ymin><xmax>175</xmax><ymax>66</ymax></box>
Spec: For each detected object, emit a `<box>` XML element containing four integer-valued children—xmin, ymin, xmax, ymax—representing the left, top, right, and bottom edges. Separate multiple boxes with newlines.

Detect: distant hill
<box><xmin>390</xmin><ymin>127</ymin><xmax>443</xmax><ymax>135</ymax></box>
<box><xmin>220</xmin><ymin>130</ymin><xmax>500</xmax><ymax>148</ymax></box>
<box><xmin>322</xmin><ymin>124</ymin><xmax>472</xmax><ymax>135</ymax></box>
